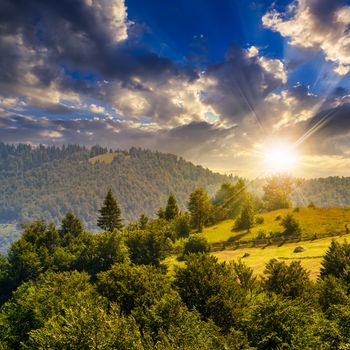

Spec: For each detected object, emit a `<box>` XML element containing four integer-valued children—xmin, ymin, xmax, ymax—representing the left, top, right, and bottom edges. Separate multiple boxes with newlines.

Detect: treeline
<box><xmin>0</xmin><ymin>143</ymin><xmax>230</xmax><ymax>225</ymax></box>
<box><xmin>1</xmin><ymin>142</ymin><xmax>349</xmax><ymax>229</ymax></box>
<box><xmin>1</xmin><ymin>202</ymin><xmax>350</xmax><ymax>348</ymax></box>
<box><xmin>295</xmin><ymin>177</ymin><xmax>350</xmax><ymax>208</ymax></box>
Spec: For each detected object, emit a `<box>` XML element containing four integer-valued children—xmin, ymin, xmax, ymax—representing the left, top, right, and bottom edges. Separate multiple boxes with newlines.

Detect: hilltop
<box><xmin>0</xmin><ymin>143</ymin><xmax>230</xmax><ymax>227</ymax></box>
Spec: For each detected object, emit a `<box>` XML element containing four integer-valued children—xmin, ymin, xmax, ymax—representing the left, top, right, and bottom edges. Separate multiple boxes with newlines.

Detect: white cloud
<box><xmin>86</xmin><ymin>0</ymin><xmax>129</xmax><ymax>42</ymax></box>
<box><xmin>246</xmin><ymin>46</ymin><xmax>287</xmax><ymax>83</ymax></box>
<box><xmin>89</xmin><ymin>104</ymin><xmax>106</xmax><ymax>114</ymax></box>
<box><xmin>262</xmin><ymin>0</ymin><xmax>350</xmax><ymax>75</ymax></box>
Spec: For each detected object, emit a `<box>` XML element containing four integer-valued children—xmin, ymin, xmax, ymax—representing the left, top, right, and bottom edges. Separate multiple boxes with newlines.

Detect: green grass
<box><xmin>164</xmin><ymin>233</ymin><xmax>350</xmax><ymax>280</ymax></box>
<box><xmin>89</xmin><ymin>152</ymin><xmax>118</xmax><ymax>164</ymax></box>
<box><xmin>213</xmin><ymin>234</ymin><xmax>350</xmax><ymax>280</ymax></box>
<box><xmin>164</xmin><ymin>208</ymin><xmax>350</xmax><ymax>280</ymax></box>
<box><xmin>203</xmin><ymin>208</ymin><xmax>350</xmax><ymax>243</ymax></box>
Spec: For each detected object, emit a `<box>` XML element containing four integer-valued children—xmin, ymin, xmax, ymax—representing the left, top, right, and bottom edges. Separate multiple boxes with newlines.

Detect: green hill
<box><xmin>165</xmin><ymin>208</ymin><xmax>350</xmax><ymax>279</ymax></box>
<box><xmin>164</xmin><ymin>208</ymin><xmax>350</xmax><ymax>279</ymax></box>
<box><xmin>203</xmin><ymin>208</ymin><xmax>350</xmax><ymax>243</ymax></box>
<box><xmin>212</xmin><ymin>234</ymin><xmax>350</xmax><ymax>280</ymax></box>
<box><xmin>0</xmin><ymin>143</ymin><xmax>230</xmax><ymax>228</ymax></box>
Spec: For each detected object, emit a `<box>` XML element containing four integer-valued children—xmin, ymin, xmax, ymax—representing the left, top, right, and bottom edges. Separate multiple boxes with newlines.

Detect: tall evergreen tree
<box><xmin>157</xmin><ymin>207</ymin><xmax>165</xmax><ymax>220</ymax></box>
<box><xmin>164</xmin><ymin>193</ymin><xmax>179</xmax><ymax>221</ymax></box>
<box><xmin>97</xmin><ymin>190</ymin><xmax>123</xmax><ymax>232</ymax></box>
<box><xmin>60</xmin><ymin>212</ymin><xmax>84</xmax><ymax>238</ymax></box>
<box><xmin>187</xmin><ymin>188</ymin><xmax>211</xmax><ymax>232</ymax></box>
<box><xmin>234</xmin><ymin>201</ymin><xmax>255</xmax><ymax>231</ymax></box>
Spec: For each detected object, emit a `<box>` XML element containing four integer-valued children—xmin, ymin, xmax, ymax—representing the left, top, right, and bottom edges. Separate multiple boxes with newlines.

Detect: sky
<box><xmin>0</xmin><ymin>0</ymin><xmax>350</xmax><ymax>178</ymax></box>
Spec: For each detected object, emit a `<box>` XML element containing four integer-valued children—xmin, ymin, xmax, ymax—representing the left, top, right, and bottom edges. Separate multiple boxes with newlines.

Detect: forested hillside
<box><xmin>296</xmin><ymin>177</ymin><xmax>350</xmax><ymax>208</ymax></box>
<box><xmin>0</xmin><ymin>143</ymin><xmax>230</xmax><ymax>227</ymax></box>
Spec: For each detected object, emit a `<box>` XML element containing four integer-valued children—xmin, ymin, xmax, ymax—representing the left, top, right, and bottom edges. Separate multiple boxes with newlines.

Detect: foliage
<box><xmin>182</xmin><ymin>234</ymin><xmax>210</xmax><ymax>256</ymax></box>
<box><xmin>280</xmin><ymin>213</ymin><xmax>302</xmax><ymax>237</ymax></box>
<box><xmin>138</xmin><ymin>214</ymin><xmax>149</xmax><ymax>229</ymax></box>
<box><xmin>320</xmin><ymin>240</ymin><xmax>350</xmax><ymax>284</ymax></box>
<box><xmin>173</xmin><ymin>213</ymin><xmax>191</xmax><ymax>238</ymax></box>
<box><xmin>0</xmin><ymin>144</ymin><xmax>227</xmax><ymax>231</ymax></box>
<box><xmin>26</xmin><ymin>303</ymin><xmax>144</xmax><ymax>350</ymax></box>
<box><xmin>263</xmin><ymin>175</ymin><xmax>292</xmax><ymax>211</ymax></box>
<box><xmin>2</xmin><ymin>219</ymin><xmax>129</xmax><ymax>297</ymax></box>
<box><xmin>142</xmin><ymin>293</ymin><xmax>251</xmax><ymax>350</ymax></box>
<box><xmin>263</xmin><ymin>260</ymin><xmax>311</xmax><ymax>299</ymax></box>
<box><xmin>97</xmin><ymin>263</ymin><xmax>171</xmax><ymax>316</ymax></box>
<box><xmin>59</xmin><ymin>212</ymin><xmax>84</xmax><ymax>239</ymax></box>
<box><xmin>174</xmin><ymin>254</ymin><xmax>248</xmax><ymax>331</ymax></box>
<box><xmin>255</xmin><ymin>216</ymin><xmax>264</xmax><ymax>224</ymax></box>
<box><xmin>0</xmin><ymin>270</ymin><xmax>98</xmax><ymax>348</ymax></box>
<box><xmin>187</xmin><ymin>188</ymin><xmax>212</xmax><ymax>232</ymax></box>
<box><xmin>318</xmin><ymin>276</ymin><xmax>349</xmax><ymax>311</ymax></box>
<box><xmin>164</xmin><ymin>193</ymin><xmax>179</xmax><ymax>221</ymax></box>
<box><xmin>212</xmin><ymin>180</ymin><xmax>250</xmax><ymax>221</ymax></box>
<box><xmin>97</xmin><ymin>189</ymin><xmax>123</xmax><ymax>232</ymax></box>
<box><xmin>125</xmin><ymin>226</ymin><xmax>171</xmax><ymax>267</ymax></box>
<box><xmin>245</xmin><ymin>297</ymin><xmax>327</xmax><ymax>350</ymax></box>
<box><xmin>234</xmin><ymin>201</ymin><xmax>255</xmax><ymax>231</ymax></box>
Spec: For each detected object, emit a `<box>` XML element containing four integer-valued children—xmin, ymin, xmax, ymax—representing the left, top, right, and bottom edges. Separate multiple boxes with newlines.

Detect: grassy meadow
<box><xmin>203</xmin><ymin>207</ymin><xmax>350</xmax><ymax>243</ymax></box>
<box><xmin>88</xmin><ymin>152</ymin><xmax>118</xmax><ymax>164</ymax></box>
<box><xmin>164</xmin><ymin>207</ymin><xmax>350</xmax><ymax>280</ymax></box>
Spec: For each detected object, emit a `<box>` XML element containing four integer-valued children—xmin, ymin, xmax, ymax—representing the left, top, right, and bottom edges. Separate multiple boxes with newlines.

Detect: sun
<box><xmin>263</xmin><ymin>141</ymin><xmax>298</xmax><ymax>173</ymax></box>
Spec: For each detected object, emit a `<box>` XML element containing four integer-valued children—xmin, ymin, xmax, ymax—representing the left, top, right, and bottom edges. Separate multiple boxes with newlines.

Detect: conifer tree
<box><xmin>234</xmin><ymin>201</ymin><xmax>255</xmax><ymax>231</ymax></box>
<box><xmin>187</xmin><ymin>188</ymin><xmax>211</xmax><ymax>232</ymax></box>
<box><xmin>60</xmin><ymin>212</ymin><xmax>84</xmax><ymax>237</ymax></box>
<box><xmin>164</xmin><ymin>193</ymin><xmax>179</xmax><ymax>221</ymax></box>
<box><xmin>138</xmin><ymin>214</ymin><xmax>149</xmax><ymax>229</ymax></box>
<box><xmin>157</xmin><ymin>207</ymin><xmax>165</xmax><ymax>219</ymax></box>
<box><xmin>97</xmin><ymin>189</ymin><xmax>123</xmax><ymax>232</ymax></box>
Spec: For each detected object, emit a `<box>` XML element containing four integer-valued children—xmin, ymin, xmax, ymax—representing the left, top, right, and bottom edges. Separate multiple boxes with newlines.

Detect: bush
<box><xmin>255</xmin><ymin>216</ymin><xmax>264</xmax><ymax>225</ymax></box>
<box><xmin>174</xmin><ymin>213</ymin><xmax>191</xmax><ymax>239</ymax></box>
<box><xmin>256</xmin><ymin>230</ymin><xmax>267</xmax><ymax>240</ymax></box>
<box><xmin>234</xmin><ymin>203</ymin><xmax>255</xmax><ymax>231</ymax></box>
<box><xmin>183</xmin><ymin>234</ymin><xmax>210</xmax><ymax>256</ymax></box>
<box><xmin>280</xmin><ymin>214</ymin><xmax>302</xmax><ymax>237</ymax></box>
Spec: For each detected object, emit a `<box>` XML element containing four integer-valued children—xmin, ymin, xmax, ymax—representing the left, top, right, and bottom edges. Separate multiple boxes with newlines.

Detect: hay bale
<box><xmin>294</xmin><ymin>246</ymin><xmax>306</xmax><ymax>253</ymax></box>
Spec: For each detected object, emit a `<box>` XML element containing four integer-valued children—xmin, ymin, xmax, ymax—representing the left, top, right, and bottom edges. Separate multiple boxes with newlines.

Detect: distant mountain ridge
<box><xmin>0</xmin><ymin>143</ymin><xmax>232</xmax><ymax>227</ymax></box>
<box><xmin>0</xmin><ymin>142</ymin><xmax>349</xmax><ymax>231</ymax></box>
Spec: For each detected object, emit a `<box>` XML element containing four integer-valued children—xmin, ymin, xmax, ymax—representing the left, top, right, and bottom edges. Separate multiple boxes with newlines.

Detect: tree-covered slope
<box><xmin>295</xmin><ymin>177</ymin><xmax>350</xmax><ymax>208</ymax></box>
<box><xmin>0</xmin><ymin>143</ymin><xmax>230</xmax><ymax>227</ymax></box>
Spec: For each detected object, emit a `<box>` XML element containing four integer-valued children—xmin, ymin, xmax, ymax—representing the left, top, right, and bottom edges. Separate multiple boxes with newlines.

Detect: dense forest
<box><xmin>0</xmin><ymin>143</ymin><xmax>230</xmax><ymax>226</ymax></box>
<box><xmin>1</xmin><ymin>188</ymin><xmax>350</xmax><ymax>349</ymax></box>
<box><xmin>1</xmin><ymin>143</ymin><xmax>350</xmax><ymax>255</ymax></box>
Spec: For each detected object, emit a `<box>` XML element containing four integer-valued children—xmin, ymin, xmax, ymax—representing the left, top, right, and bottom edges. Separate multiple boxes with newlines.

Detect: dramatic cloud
<box><xmin>201</xmin><ymin>46</ymin><xmax>286</xmax><ymax>125</ymax></box>
<box><xmin>263</xmin><ymin>0</ymin><xmax>350</xmax><ymax>75</ymax></box>
<box><xmin>0</xmin><ymin>0</ymin><xmax>349</xmax><ymax>177</ymax></box>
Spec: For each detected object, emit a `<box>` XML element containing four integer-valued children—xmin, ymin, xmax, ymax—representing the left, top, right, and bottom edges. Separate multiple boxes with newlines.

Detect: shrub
<box><xmin>183</xmin><ymin>234</ymin><xmax>210</xmax><ymax>256</ymax></box>
<box><xmin>255</xmin><ymin>216</ymin><xmax>264</xmax><ymax>225</ymax></box>
<box><xmin>280</xmin><ymin>214</ymin><xmax>302</xmax><ymax>237</ymax></box>
<box><xmin>256</xmin><ymin>230</ymin><xmax>267</xmax><ymax>240</ymax></box>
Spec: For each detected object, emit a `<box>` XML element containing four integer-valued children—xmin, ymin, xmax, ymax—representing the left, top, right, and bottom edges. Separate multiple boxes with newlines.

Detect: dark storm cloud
<box><xmin>0</xmin><ymin>0</ymin><xmax>197</xmax><ymax>100</ymax></box>
<box><xmin>306</xmin><ymin>103</ymin><xmax>350</xmax><ymax>138</ymax></box>
<box><xmin>202</xmin><ymin>47</ymin><xmax>286</xmax><ymax>123</ymax></box>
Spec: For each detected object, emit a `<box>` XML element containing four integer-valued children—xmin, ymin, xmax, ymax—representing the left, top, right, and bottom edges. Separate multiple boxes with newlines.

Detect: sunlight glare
<box><xmin>263</xmin><ymin>141</ymin><xmax>298</xmax><ymax>173</ymax></box>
